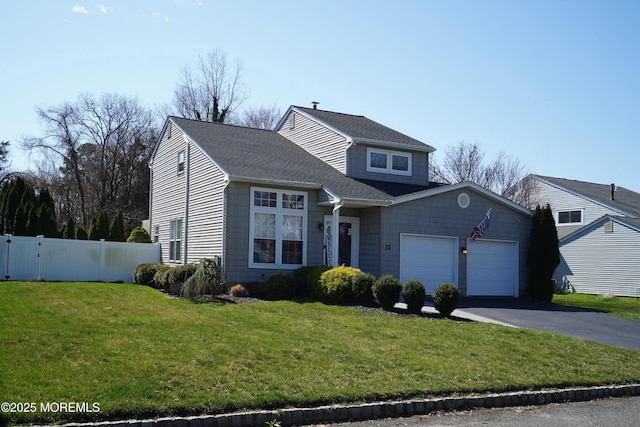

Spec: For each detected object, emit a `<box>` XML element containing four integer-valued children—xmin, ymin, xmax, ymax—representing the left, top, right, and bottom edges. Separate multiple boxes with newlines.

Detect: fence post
<box><xmin>36</xmin><ymin>235</ymin><xmax>44</xmax><ymax>281</ymax></box>
<box><xmin>3</xmin><ymin>234</ymin><xmax>11</xmax><ymax>280</ymax></box>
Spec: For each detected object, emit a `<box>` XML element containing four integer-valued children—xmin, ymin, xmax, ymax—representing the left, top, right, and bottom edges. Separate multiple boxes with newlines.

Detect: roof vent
<box><xmin>610</xmin><ymin>183</ymin><xmax>615</xmax><ymax>201</ymax></box>
<box><xmin>312</xmin><ymin>101</ymin><xmax>319</xmax><ymax>110</ymax></box>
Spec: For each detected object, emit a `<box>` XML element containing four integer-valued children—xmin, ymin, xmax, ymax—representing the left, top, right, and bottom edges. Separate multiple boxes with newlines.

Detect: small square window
<box><xmin>370</xmin><ymin>152</ymin><xmax>387</xmax><ymax>169</ymax></box>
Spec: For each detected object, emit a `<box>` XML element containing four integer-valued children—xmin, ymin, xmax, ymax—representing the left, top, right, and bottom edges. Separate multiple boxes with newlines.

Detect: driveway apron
<box><xmin>456</xmin><ymin>298</ymin><xmax>640</xmax><ymax>351</ymax></box>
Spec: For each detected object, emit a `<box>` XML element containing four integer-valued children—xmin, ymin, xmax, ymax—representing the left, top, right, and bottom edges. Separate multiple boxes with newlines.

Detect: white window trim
<box><xmin>556</xmin><ymin>209</ymin><xmax>584</xmax><ymax>226</ymax></box>
<box><xmin>249</xmin><ymin>187</ymin><xmax>308</xmax><ymax>269</ymax></box>
<box><xmin>169</xmin><ymin>218</ymin><xmax>183</xmax><ymax>262</ymax></box>
<box><xmin>366</xmin><ymin>147</ymin><xmax>412</xmax><ymax>176</ymax></box>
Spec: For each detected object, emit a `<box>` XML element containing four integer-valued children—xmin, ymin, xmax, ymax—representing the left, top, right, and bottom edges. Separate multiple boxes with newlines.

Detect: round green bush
<box><xmin>181</xmin><ymin>258</ymin><xmax>225</xmax><ymax>298</ymax></box>
<box><xmin>402</xmin><ymin>279</ymin><xmax>426</xmax><ymax>312</ymax></box>
<box><xmin>372</xmin><ymin>275</ymin><xmax>403</xmax><ymax>309</ymax></box>
<box><xmin>319</xmin><ymin>266</ymin><xmax>361</xmax><ymax>305</ymax></box>
<box><xmin>307</xmin><ymin>265</ymin><xmax>333</xmax><ymax>301</ymax></box>
<box><xmin>266</xmin><ymin>272</ymin><xmax>294</xmax><ymax>300</ymax></box>
<box><xmin>352</xmin><ymin>272</ymin><xmax>376</xmax><ymax>306</ymax></box>
<box><xmin>127</xmin><ymin>226</ymin><xmax>152</xmax><ymax>243</ymax></box>
<box><xmin>432</xmin><ymin>282</ymin><xmax>461</xmax><ymax>317</ymax></box>
<box><xmin>166</xmin><ymin>264</ymin><xmax>197</xmax><ymax>295</ymax></box>
<box><xmin>133</xmin><ymin>263</ymin><xmax>163</xmax><ymax>286</ymax></box>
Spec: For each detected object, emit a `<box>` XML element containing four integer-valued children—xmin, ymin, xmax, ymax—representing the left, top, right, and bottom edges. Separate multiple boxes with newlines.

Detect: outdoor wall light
<box><xmin>318</xmin><ymin>223</ymin><xmax>324</xmax><ymax>232</ymax></box>
<box><xmin>460</xmin><ymin>246</ymin><xmax>468</xmax><ymax>255</ymax></box>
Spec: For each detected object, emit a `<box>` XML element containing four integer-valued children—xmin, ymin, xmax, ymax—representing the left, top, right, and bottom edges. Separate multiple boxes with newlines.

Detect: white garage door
<box><xmin>467</xmin><ymin>239</ymin><xmax>519</xmax><ymax>297</ymax></box>
<box><xmin>400</xmin><ymin>234</ymin><xmax>458</xmax><ymax>294</ymax></box>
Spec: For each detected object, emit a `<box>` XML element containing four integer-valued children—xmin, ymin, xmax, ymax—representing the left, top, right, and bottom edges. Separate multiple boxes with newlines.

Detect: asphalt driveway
<box><xmin>452</xmin><ymin>298</ymin><xmax>640</xmax><ymax>351</ymax></box>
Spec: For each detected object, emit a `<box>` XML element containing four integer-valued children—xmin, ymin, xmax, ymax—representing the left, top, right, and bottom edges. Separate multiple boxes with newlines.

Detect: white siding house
<box><xmin>529</xmin><ymin>175</ymin><xmax>640</xmax><ymax>297</ymax></box>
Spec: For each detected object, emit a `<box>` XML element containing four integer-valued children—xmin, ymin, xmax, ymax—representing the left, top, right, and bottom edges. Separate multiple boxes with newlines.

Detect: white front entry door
<box><xmin>324</xmin><ymin>216</ymin><xmax>359</xmax><ymax>267</ymax></box>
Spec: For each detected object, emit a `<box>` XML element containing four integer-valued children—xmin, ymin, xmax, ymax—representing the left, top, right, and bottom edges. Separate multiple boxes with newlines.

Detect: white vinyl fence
<box><xmin>0</xmin><ymin>235</ymin><xmax>161</xmax><ymax>283</ymax></box>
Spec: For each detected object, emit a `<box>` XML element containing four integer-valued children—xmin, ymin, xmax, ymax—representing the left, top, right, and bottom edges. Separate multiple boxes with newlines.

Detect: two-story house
<box><xmin>149</xmin><ymin>106</ymin><xmax>532</xmax><ymax>297</ymax></box>
<box><xmin>527</xmin><ymin>175</ymin><xmax>640</xmax><ymax>297</ymax></box>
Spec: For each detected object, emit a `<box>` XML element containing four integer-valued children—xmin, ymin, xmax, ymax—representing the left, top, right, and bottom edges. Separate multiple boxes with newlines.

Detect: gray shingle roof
<box><xmin>169</xmin><ymin>116</ymin><xmax>393</xmax><ymax>203</ymax></box>
<box><xmin>292</xmin><ymin>106</ymin><xmax>435</xmax><ymax>152</ymax></box>
<box><xmin>536</xmin><ymin>175</ymin><xmax>640</xmax><ymax>218</ymax></box>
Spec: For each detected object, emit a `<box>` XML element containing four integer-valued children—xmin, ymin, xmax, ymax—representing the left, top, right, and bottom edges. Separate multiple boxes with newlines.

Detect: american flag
<box><xmin>470</xmin><ymin>209</ymin><xmax>492</xmax><ymax>241</ymax></box>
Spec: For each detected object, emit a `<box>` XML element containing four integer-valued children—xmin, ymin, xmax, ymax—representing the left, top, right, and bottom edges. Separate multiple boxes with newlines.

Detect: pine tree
<box><xmin>109</xmin><ymin>209</ymin><xmax>126</xmax><ymax>242</ymax></box>
<box><xmin>88</xmin><ymin>216</ymin><xmax>99</xmax><ymax>240</ymax></box>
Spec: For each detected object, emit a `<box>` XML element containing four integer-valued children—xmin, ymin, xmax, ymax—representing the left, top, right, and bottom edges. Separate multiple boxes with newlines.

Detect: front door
<box><xmin>324</xmin><ymin>216</ymin><xmax>360</xmax><ymax>267</ymax></box>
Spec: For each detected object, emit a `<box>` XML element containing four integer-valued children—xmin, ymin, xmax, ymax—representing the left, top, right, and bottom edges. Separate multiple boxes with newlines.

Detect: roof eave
<box><xmin>352</xmin><ymin>137</ymin><xmax>436</xmax><ymax>153</ymax></box>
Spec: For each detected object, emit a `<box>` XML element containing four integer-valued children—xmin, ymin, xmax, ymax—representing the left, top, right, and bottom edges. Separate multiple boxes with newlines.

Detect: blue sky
<box><xmin>2</xmin><ymin>0</ymin><xmax>640</xmax><ymax>192</ymax></box>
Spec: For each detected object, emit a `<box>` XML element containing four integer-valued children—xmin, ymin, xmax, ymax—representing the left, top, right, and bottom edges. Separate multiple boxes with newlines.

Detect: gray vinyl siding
<box><xmin>183</xmin><ymin>141</ymin><xmax>226</xmax><ymax>263</ymax></box>
<box><xmin>347</xmin><ymin>144</ymin><xmax>430</xmax><ymax>185</ymax></box>
<box><xmin>150</xmin><ymin>122</ymin><xmax>187</xmax><ymax>264</ymax></box>
<box><xmin>223</xmin><ymin>182</ymin><xmax>327</xmax><ymax>283</ymax></box>
<box><xmin>555</xmin><ymin>219</ymin><xmax>640</xmax><ymax>297</ymax></box>
<box><xmin>379</xmin><ymin>189</ymin><xmax>531</xmax><ymax>295</ymax></box>
<box><xmin>536</xmin><ymin>181</ymin><xmax>622</xmax><ymax>239</ymax></box>
<box><xmin>359</xmin><ymin>207</ymin><xmax>382</xmax><ymax>277</ymax></box>
<box><xmin>277</xmin><ymin>111</ymin><xmax>348</xmax><ymax>174</ymax></box>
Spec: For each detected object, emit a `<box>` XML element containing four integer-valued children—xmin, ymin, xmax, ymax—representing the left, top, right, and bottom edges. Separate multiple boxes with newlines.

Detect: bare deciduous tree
<box><xmin>173</xmin><ymin>49</ymin><xmax>248</xmax><ymax>123</ymax></box>
<box><xmin>430</xmin><ymin>141</ymin><xmax>538</xmax><ymax>203</ymax></box>
<box><xmin>238</xmin><ymin>104</ymin><xmax>282</xmax><ymax>130</ymax></box>
<box><xmin>22</xmin><ymin>92</ymin><xmax>158</xmax><ymax>229</ymax></box>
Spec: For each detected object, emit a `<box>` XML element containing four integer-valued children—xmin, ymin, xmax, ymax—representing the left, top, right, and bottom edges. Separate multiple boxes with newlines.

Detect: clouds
<box><xmin>72</xmin><ymin>4</ymin><xmax>109</xmax><ymax>15</ymax></box>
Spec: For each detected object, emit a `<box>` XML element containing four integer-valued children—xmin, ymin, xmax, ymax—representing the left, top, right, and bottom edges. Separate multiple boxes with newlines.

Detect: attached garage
<box><xmin>466</xmin><ymin>239</ymin><xmax>519</xmax><ymax>297</ymax></box>
<box><xmin>400</xmin><ymin>234</ymin><xmax>458</xmax><ymax>294</ymax></box>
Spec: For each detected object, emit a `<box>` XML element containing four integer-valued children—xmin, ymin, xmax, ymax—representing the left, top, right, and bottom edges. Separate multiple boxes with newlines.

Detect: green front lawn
<box><xmin>553</xmin><ymin>292</ymin><xmax>640</xmax><ymax>322</ymax></box>
<box><xmin>2</xmin><ymin>282</ymin><xmax>640</xmax><ymax>425</ymax></box>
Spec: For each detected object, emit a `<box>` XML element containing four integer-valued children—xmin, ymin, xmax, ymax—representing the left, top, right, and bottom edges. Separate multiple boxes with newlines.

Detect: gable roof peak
<box><xmin>281</xmin><ymin>105</ymin><xmax>436</xmax><ymax>153</ymax></box>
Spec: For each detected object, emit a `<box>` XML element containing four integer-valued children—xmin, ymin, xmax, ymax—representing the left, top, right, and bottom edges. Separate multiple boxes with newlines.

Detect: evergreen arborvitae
<box><xmin>62</xmin><ymin>217</ymin><xmax>76</xmax><ymax>239</ymax></box>
<box><xmin>13</xmin><ymin>205</ymin><xmax>27</xmax><ymax>236</ymax></box>
<box><xmin>76</xmin><ymin>226</ymin><xmax>88</xmax><ymax>240</ymax></box>
<box><xmin>25</xmin><ymin>203</ymin><xmax>38</xmax><ymax>236</ymax></box>
<box><xmin>97</xmin><ymin>210</ymin><xmax>110</xmax><ymax>240</ymax></box>
<box><xmin>109</xmin><ymin>209</ymin><xmax>126</xmax><ymax>242</ymax></box>
<box><xmin>37</xmin><ymin>205</ymin><xmax>58</xmax><ymax>238</ymax></box>
<box><xmin>527</xmin><ymin>204</ymin><xmax>560</xmax><ymax>301</ymax></box>
<box><xmin>88</xmin><ymin>216</ymin><xmax>99</xmax><ymax>240</ymax></box>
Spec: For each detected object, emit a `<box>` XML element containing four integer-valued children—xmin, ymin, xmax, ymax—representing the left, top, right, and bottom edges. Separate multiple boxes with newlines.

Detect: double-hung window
<box><xmin>169</xmin><ymin>218</ymin><xmax>182</xmax><ymax>262</ymax></box>
<box><xmin>366</xmin><ymin>147</ymin><xmax>412</xmax><ymax>176</ymax></box>
<box><xmin>250</xmin><ymin>187</ymin><xmax>307</xmax><ymax>268</ymax></box>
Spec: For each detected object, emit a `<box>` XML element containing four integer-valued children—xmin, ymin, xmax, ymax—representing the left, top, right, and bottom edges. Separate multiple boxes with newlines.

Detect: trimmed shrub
<box><xmin>319</xmin><ymin>266</ymin><xmax>361</xmax><ymax>305</ymax></box>
<box><xmin>266</xmin><ymin>272</ymin><xmax>294</xmax><ymax>300</ymax></box>
<box><xmin>229</xmin><ymin>284</ymin><xmax>248</xmax><ymax>297</ymax></box>
<box><xmin>133</xmin><ymin>263</ymin><xmax>163</xmax><ymax>286</ymax></box>
<box><xmin>307</xmin><ymin>265</ymin><xmax>333</xmax><ymax>301</ymax></box>
<box><xmin>182</xmin><ymin>258</ymin><xmax>225</xmax><ymax>298</ymax></box>
<box><xmin>153</xmin><ymin>265</ymin><xmax>172</xmax><ymax>289</ymax></box>
<box><xmin>292</xmin><ymin>265</ymin><xmax>317</xmax><ymax>297</ymax></box>
<box><xmin>402</xmin><ymin>279</ymin><xmax>426</xmax><ymax>313</ymax></box>
<box><xmin>127</xmin><ymin>226</ymin><xmax>152</xmax><ymax>243</ymax></box>
<box><xmin>373</xmin><ymin>275</ymin><xmax>403</xmax><ymax>309</ymax></box>
<box><xmin>352</xmin><ymin>272</ymin><xmax>376</xmax><ymax>306</ymax></box>
<box><xmin>166</xmin><ymin>264</ymin><xmax>197</xmax><ymax>295</ymax></box>
<box><xmin>432</xmin><ymin>282</ymin><xmax>461</xmax><ymax>317</ymax></box>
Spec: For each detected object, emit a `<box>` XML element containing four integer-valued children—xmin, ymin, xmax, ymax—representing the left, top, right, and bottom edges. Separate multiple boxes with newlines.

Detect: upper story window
<box><xmin>366</xmin><ymin>147</ymin><xmax>412</xmax><ymax>176</ymax></box>
<box><xmin>557</xmin><ymin>210</ymin><xmax>583</xmax><ymax>225</ymax></box>
<box><xmin>177</xmin><ymin>150</ymin><xmax>185</xmax><ymax>174</ymax></box>
<box><xmin>250</xmin><ymin>187</ymin><xmax>307</xmax><ymax>269</ymax></box>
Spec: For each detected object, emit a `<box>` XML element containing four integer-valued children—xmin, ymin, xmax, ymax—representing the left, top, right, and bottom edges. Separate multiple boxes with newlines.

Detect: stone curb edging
<box><xmin>36</xmin><ymin>384</ymin><xmax>640</xmax><ymax>427</ymax></box>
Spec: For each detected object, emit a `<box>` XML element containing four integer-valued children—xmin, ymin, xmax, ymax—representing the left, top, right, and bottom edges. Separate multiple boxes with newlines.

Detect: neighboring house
<box><xmin>527</xmin><ymin>175</ymin><xmax>640</xmax><ymax>297</ymax></box>
<box><xmin>149</xmin><ymin>106</ymin><xmax>533</xmax><ymax>296</ymax></box>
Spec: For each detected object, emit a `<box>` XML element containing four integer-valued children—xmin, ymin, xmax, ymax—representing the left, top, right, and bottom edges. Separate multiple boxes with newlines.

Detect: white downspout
<box><xmin>183</xmin><ymin>136</ymin><xmax>190</xmax><ymax>265</ymax></box>
<box><xmin>331</xmin><ymin>200</ymin><xmax>344</xmax><ymax>267</ymax></box>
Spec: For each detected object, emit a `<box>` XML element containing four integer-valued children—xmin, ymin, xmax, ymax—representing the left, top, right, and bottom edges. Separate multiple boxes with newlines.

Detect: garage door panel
<box><xmin>400</xmin><ymin>234</ymin><xmax>458</xmax><ymax>294</ymax></box>
<box><xmin>467</xmin><ymin>240</ymin><xmax>518</xmax><ymax>297</ymax></box>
